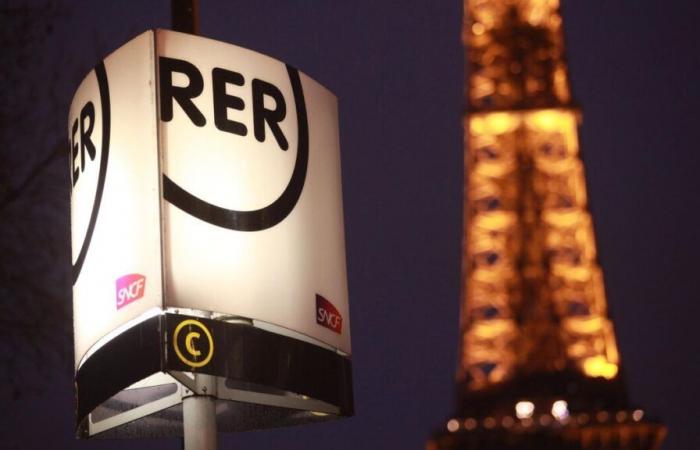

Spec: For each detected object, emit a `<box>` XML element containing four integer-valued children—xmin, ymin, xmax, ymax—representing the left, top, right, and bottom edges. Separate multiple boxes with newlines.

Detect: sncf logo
<box><xmin>316</xmin><ymin>294</ymin><xmax>342</xmax><ymax>334</ymax></box>
<box><xmin>116</xmin><ymin>274</ymin><xmax>146</xmax><ymax>310</ymax></box>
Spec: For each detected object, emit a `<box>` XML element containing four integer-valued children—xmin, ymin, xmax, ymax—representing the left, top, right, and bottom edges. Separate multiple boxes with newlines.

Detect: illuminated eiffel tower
<box><xmin>428</xmin><ymin>1</ymin><xmax>666</xmax><ymax>449</ymax></box>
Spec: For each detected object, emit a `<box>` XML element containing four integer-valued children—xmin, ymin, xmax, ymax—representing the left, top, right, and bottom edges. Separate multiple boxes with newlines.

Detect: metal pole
<box><xmin>183</xmin><ymin>387</ymin><xmax>217</xmax><ymax>450</ymax></box>
<box><xmin>181</xmin><ymin>364</ymin><xmax>218</xmax><ymax>450</ymax></box>
<box><xmin>172</xmin><ymin>0</ymin><xmax>200</xmax><ymax>34</ymax></box>
<box><xmin>182</xmin><ymin>369</ymin><xmax>217</xmax><ymax>450</ymax></box>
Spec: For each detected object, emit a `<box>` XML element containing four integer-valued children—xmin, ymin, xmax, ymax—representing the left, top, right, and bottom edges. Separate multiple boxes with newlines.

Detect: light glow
<box><xmin>470</xmin><ymin>113</ymin><xmax>520</xmax><ymax>136</ymax></box>
<box><xmin>464</xmin><ymin>418</ymin><xmax>477</xmax><ymax>430</ymax></box>
<box><xmin>633</xmin><ymin>410</ymin><xmax>644</xmax><ymax>422</ymax></box>
<box><xmin>582</xmin><ymin>356</ymin><xmax>619</xmax><ymax>379</ymax></box>
<box><xmin>551</xmin><ymin>400</ymin><xmax>569</xmax><ymax>421</ymax></box>
<box><xmin>527</xmin><ymin>109</ymin><xmax>574</xmax><ymax>132</ymax></box>
<box><xmin>515</xmin><ymin>401</ymin><xmax>535</xmax><ymax>419</ymax></box>
<box><xmin>447</xmin><ymin>419</ymin><xmax>460</xmax><ymax>432</ymax></box>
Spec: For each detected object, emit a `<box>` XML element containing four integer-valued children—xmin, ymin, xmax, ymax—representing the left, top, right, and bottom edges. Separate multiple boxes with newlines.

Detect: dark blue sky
<box><xmin>2</xmin><ymin>1</ymin><xmax>699</xmax><ymax>449</ymax></box>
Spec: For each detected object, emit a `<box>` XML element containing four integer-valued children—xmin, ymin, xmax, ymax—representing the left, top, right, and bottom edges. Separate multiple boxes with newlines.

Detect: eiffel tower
<box><xmin>428</xmin><ymin>1</ymin><xmax>665</xmax><ymax>449</ymax></box>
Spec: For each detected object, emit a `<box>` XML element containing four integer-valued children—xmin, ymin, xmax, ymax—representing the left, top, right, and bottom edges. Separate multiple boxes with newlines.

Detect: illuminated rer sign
<box><xmin>159</xmin><ymin>56</ymin><xmax>309</xmax><ymax>231</ymax></box>
<box><xmin>69</xmin><ymin>30</ymin><xmax>352</xmax><ymax>438</ymax></box>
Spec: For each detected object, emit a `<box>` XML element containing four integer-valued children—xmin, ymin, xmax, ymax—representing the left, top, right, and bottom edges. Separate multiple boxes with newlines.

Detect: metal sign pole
<box><xmin>183</xmin><ymin>373</ymin><xmax>218</xmax><ymax>450</ymax></box>
<box><xmin>183</xmin><ymin>396</ymin><xmax>217</xmax><ymax>450</ymax></box>
<box><xmin>172</xmin><ymin>0</ymin><xmax>200</xmax><ymax>34</ymax></box>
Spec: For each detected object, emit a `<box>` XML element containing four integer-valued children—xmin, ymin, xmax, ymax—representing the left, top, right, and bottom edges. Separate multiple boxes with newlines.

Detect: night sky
<box><xmin>1</xmin><ymin>1</ymin><xmax>699</xmax><ymax>449</ymax></box>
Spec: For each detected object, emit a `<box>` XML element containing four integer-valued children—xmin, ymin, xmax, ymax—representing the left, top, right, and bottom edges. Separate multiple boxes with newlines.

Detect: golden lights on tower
<box><xmin>460</xmin><ymin>0</ymin><xmax>619</xmax><ymax>392</ymax></box>
<box><xmin>427</xmin><ymin>3</ymin><xmax>666</xmax><ymax>449</ymax></box>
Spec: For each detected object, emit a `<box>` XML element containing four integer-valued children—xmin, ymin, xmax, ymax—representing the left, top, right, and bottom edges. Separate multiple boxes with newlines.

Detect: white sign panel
<box><xmin>70</xmin><ymin>32</ymin><xmax>162</xmax><ymax>369</ymax></box>
<box><xmin>71</xmin><ymin>30</ymin><xmax>350</xmax><ymax>370</ymax></box>
<box><xmin>157</xmin><ymin>30</ymin><xmax>350</xmax><ymax>354</ymax></box>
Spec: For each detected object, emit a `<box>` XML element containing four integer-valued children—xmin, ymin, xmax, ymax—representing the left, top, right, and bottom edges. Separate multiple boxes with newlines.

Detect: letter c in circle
<box><xmin>173</xmin><ymin>319</ymin><xmax>214</xmax><ymax>368</ymax></box>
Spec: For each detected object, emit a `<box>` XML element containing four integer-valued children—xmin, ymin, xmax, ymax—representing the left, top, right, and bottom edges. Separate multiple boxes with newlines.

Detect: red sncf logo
<box><xmin>316</xmin><ymin>294</ymin><xmax>342</xmax><ymax>334</ymax></box>
<box><xmin>116</xmin><ymin>274</ymin><xmax>146</xmax><ymax>310</ymax></box>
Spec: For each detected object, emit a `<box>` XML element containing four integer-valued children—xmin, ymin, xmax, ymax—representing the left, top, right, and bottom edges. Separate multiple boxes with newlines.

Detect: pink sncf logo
<box><xmin>316</xmin><ymin>294</ymin><xmax>342</xmax><ymax>334</ymax></box>
<box><xmin>116</xmin><ymin>274</ymin><xmax>146</xmax><ymax>310</ymax></box>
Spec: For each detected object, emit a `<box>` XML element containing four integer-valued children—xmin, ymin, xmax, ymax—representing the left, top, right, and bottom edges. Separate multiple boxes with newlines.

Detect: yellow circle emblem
<box><xmin>173</xmin><ymin>319</ymin><xmax>214</xmax><ymax>368</ymax></box>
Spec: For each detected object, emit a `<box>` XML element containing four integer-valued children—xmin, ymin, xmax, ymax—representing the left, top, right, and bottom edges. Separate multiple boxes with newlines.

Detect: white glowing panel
<box><xmin>157</xmin><ymin>30</ymin><xmax>350</xmax><ymax>354</ymax></box>
<box><xmin>70</xmin><ymin>31</ymin><xmax>162</xmax><ymax>369</ymax></box>
<box><xmin>70</xmin><ymin>30</ymin><xmax>351</xmax><ymax>367</ymax></box>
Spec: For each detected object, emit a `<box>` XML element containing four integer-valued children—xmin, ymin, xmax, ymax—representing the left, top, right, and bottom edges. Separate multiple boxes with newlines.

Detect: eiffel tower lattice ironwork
<box><xmin>428</xmin><ymin>1</ymin><xmax>666</xmax><ymax>449</ymax></box>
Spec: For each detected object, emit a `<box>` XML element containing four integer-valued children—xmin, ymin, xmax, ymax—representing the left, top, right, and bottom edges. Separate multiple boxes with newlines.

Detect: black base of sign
<box><xmin>75</xmin><ymin>313</ymin><xmax>353</xmax><ymax>436</ymax></box>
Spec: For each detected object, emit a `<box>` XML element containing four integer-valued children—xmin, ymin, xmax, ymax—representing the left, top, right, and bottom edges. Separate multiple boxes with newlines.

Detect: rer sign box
<box><xmin>69</xmin><ymin>30</ymin><xmax>352</xmax><ymax>435</ymax></box>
